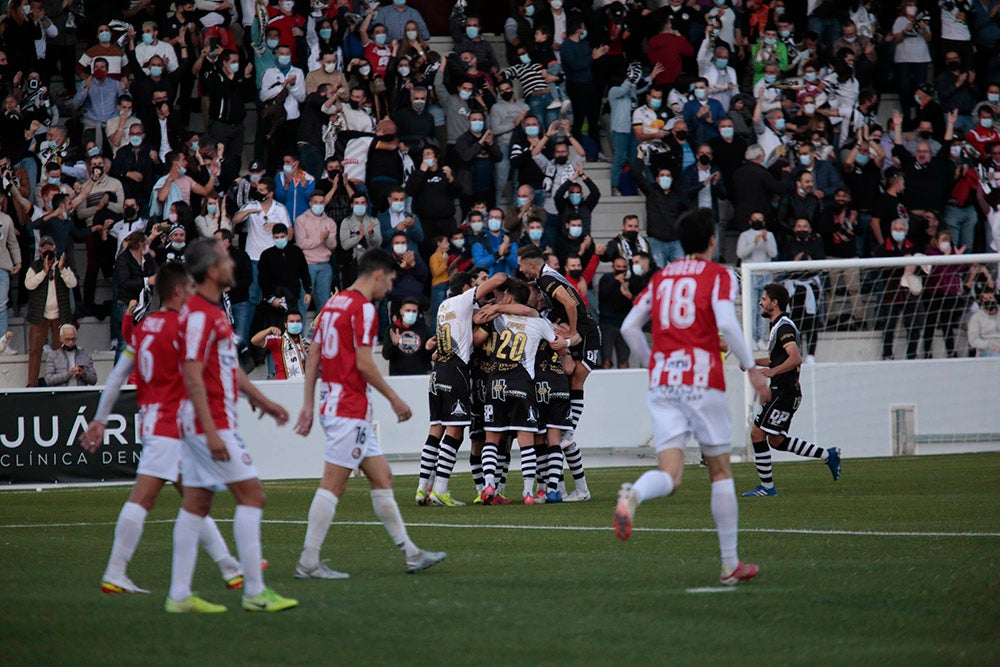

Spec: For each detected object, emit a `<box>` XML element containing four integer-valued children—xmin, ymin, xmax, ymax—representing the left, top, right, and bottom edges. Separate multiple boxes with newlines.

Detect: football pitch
<box><xmin>4</xmin><ymin>453</ymin><xmax>999</xmax><ymax>665</ymax></box>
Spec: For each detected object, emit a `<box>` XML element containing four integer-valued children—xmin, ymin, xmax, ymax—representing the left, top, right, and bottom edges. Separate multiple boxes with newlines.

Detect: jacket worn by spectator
<box><xmin>632</xmin><ymin>161</ymin><xmax>692</xmax><ymax>243</ymax></box>
<box><xmin>387</xmin><ymin>252</ymin><xmax>429</xmax><ymax>304</ymax></box>
<box><xmin>257</xmin><ymin>243</ymin><xmax>312</xmax><ymax>303</ymax></box>
<box><xmin>791</xmin><ymin>159</ymin><xmax>843</xmax><ymax>207</ymax></box>
<box><xmin>275</xmin><ymin>170</ymin><xmax>316</xmax><ymax>223</ymax></box>
<box><xmin>406</xmin><ymin>167</ymin><xmax>461</xmax><ymax>222</ymax></box>
<box><xmin>339</xmin><ymin>213</ymin><xmax>382</xmax><ymax>260</ymax></box>
<box><xmin>679</xmin><ymin>162</ymin><xmax>728</xmax><ymax>222</ymax></box>
<box><xmin>453</xmin><ymin>130</ymin><xmax>502</xmax><ymax>196</ymax></box>
<box><xmin>113</xmin><ymin>249</ymin><xmax>157</xmax><ymax>305</ymax></box>
<box><xmin>25</xmin><ymin>259</ymin><xmax>76</xmax><ymax>325</ymax></box>
<box><xmin>554</xmin><ymin>175</ymin><xmax>600</xmax><ymax>235</ymax></box>
<box><xmin>44</xmin><ymin>345</ymin><xmax>97</xmax><ymax>387</ymax></box>
<box><xmin>472</xmin><ymin>230</ymin><xmax>518</xmax><ymax>276</ymax></box>
<box><xmin>381</xmin><ymin>315</ymin><xmax>433</xmax><ymax>375</ymax></box>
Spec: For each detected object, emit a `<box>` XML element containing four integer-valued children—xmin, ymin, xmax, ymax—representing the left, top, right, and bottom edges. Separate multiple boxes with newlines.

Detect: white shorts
<box><xmin>320</xmin><ymin>414</ymin><xmax>383</xmax><ymax>469</ymax></box>
<box><xmin>180</xmin><ymin>430</ymin><xmax>259</xmax><ymax>490</ymax></box>
<box><xmin>136</xmin><ymin>435</ymin><xmax>182</xmax><ymax>483</ymax></box>
<box><xmin>648</xmin><ymin>385</ymin><xmax>731</xmax><ymax>457</ymax></box>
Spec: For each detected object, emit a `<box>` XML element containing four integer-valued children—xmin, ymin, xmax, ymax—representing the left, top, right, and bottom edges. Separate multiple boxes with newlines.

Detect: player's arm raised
<box><xmin>184</xmin><ymin>359</ymin><xmax>229</xmax><ymax>461</ymax></box>
<box><xmin>295</xmin><ymin>340</ymin><xmax>322</xmax><ymax>436</ymax></box>
<box><xmin>237</xmin><ymin>368</ymin><xmax>289</xmax><ymax>425</ymax></box>
<box><xmin>356</xmin><ymin>345</ymin><xmax>412</xmax><ymax>422</ymax></box>
<box><xmin>80</xmin><ymin>351</ymin><xmax>136</xmax><ymax>452</ymax></box>
<box><xmin>474</xmin><ymin>271</ymin><xmax>508</xmax><ymax>302</ymax></box>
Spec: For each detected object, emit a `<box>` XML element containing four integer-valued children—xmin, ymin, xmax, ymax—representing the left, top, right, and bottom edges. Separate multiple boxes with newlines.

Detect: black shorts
<box><xmin>570</xmin><ymin>326</ymin><xmax>602</xmax><ymax>372</ymax></box>
<box><xmin>754</xmin><ymin>390</ymin><xmax>802</xmax><ymax>436</ymax></box>
<box><xmin>428</xmin><ymin>360</ymin><xmax>472</xmax><ymax>426</ymax></box>
<box><xmin>533</xmin><ymin>368</ymin><xmax>572</xmax><ymax>433</ymax></box>
<box><xmin>469</xmin><ymin>371</ymin><xmax>488</xmax><ymax>440</ymax></box>
<box><xmin>484</xmin><ymin>368</ymin><xmax>539</xmax><ymax>433</ymax></box>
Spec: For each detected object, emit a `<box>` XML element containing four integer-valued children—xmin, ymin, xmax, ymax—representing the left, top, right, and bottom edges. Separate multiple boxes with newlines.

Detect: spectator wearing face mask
<box><xmin>453</xmin><ymin>111</ymin><xmax>502</xmax><ymax>213</ymax></box>
<box><xmin>392</xmin><ymin>86</ymin><xmax>436</xmax><ymax>161</ymax></box>
<box><xmin>737</xmin><ymin>213</ymin><xmax>778</xmax><ymax>347</ymax></box>
<box><xmin>44</xmin><ymin>324</ymin><xmax>97</xmax><ymax>387</ymax></box>
<box><xmin>406</xmin><ymin>146</ymin><xmax>459</xmax><ymax>253</ymax></box>
<box><xmin>251</xmin><ymin>310</ymin><xmax>309</xmax><ymax>380</ymax></box>
<box><xmin>554</xmin><ymin>166</ymin><xmax>600</xmax><ymax>238</ymax></box>
<box><xmin>74</xmin><ymin>59</ymin><xmax>121</xmax><ymax>154</ymax></box>
<box><xmin>597</xmin><ymin>257</ymin><xmax>634</xmax><ymax>369</ymax></box>
<box><xmin>968</xmin><ymin>290</ymin><xmax>1000</xmax><ymax>357</ymax></box>
<box><xmin>965</xmin><ymin>104</ymin><xmax>1000</xmax><ymax>156</ymax></box>
<box><xmin>631</xmin><ymin>159</ymin><xmax>691</xmax><ymax>268</ymax></box>
<box><xmin>378</xmin><ymin>187</ymin><xmax>424</xmax><ymax>253</ymax></box>
<box><xmin>258</xmin><ymin>222</ymin><xmax>312</xmax><ymax>321</ymax></box>
<box><xmin>112</xmin><ymin>230</ymin><xmax>156</xmax><ymax>353</ymax></box>
<box><xmin>490</xmin><ymin>80</ymin><xmax>529</xmax><ymax>205</ymax></box>
<box><xmin>382</xmin><ymin>297</ymin><xmax>433</xmax><ymax>375</ymax></box>
<box><xmin>294</xmin><ymin>191</ymin><xmax>338</xmax><ymax>312</ymax></box>
<box><xmin>109</xmin><ymin>123</ymin><xmax>156</xmax><ymax>211</ymax></box>
<box><xmin>78</xmin><ymin>24</ymin><xmax>130</xmax><ymax>82</ymax></box>
<box><xmin>472</xmin><ymin>208</ymin><xmax>518</xmax><ymax>277</ymax></box>
<box><xmin>892</xmin><ymin>108</ymin><xmax>955</xmax><ymax>223</ymax></box>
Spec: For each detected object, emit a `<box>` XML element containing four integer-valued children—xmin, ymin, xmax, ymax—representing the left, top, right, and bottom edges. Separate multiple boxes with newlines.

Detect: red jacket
<box><xmin>562</xmin><ymin>253</ymin><xmax>600</xmax><ymax>306</ymax></box>
<box><xmin>648</xmin><ymin>32</ymin><xmax>694</xmax><ymax>85</ymax></box>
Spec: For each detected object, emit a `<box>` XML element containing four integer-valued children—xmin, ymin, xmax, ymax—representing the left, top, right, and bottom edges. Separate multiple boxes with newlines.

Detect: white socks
<box><xmin>169</xmin><ymin>509</ymin><xmax>204</xmax><ymax>602</ymax></box>
<box><xmin>371</xmin><ymin>489</ymin><xmax>419</xmax><ymax>559</ymax></box>
<box><xmin>233</xmin><ymin>505</ymin><xmax>265</xmax><ymax>597</ymax></box>
<box><xmin>300</xmin><ymin>489</ymin><xmax>339</xmax><ymax>568</ymax></box>
<box><xmin>632</xmin><ymin>469</ymin><xmax>675</xmax><ymax>504</ymax></box>
<box><xmin>431</xmin><ymin>475</ymin><xmax>450</xmax><ymax>495</ymax></box>
<box><xmin>711</xmin><ymin>478</ymin><xmax>740</xmax><ymax>572</ymax></box>
<box><xmin>200</xmin><ymin>516</ymin><xmax>241</xmax><ymax>580</ymax></box>
<box><xmin>105</xmin><ymin>501</ymin><xmax>147</xmax><ymax>580</ymax></box>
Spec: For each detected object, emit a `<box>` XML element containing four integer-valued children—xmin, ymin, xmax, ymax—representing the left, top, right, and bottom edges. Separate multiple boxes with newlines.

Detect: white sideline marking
<box><xmin>686</xmin><ymin>587</ymin><xmax>736</xmax><ymax>594</ymax></box>
<box><xmin>1</xmin><ymin>519</ymin><xmax>999</xmax><ymax>538</ymax></box>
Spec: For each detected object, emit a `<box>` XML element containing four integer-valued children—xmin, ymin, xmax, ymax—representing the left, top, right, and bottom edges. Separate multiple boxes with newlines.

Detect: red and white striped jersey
<box><xmin>314</xmin><ymin>289</ymin><xmax>378</xmax><ymax>420</ymax></box>
<box><xmin>631</xmin><ymin>258</ymin><xmax>735</xmax><ymax>392</ymax></box>
<box><xmin>179</xmin><ymin>293</ymin><xmax>240</xmax><ymax>434</ymax></box>
<box><xmin>126</xmin><ymin>309</ymin><xmax>185</xmax><ymax>438</ymax></box>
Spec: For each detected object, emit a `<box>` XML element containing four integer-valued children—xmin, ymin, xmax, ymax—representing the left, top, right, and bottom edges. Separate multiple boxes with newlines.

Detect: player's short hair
<box><xmin>449</xmin><ymin>271</ymin><xmax>472</xmax><ymax>295</ymax></box>
<box><xmin>499</xmin><ymin>277</ymin><xmax>530</xmax><ymax>305</ymax></box>
<box><xmin>155</xmin><ymin>262</ymin><xmax>190</xmax><ymax>302</ymax></box>
<box><xmin>184</xmin><ymin>238</ymin><xmax>223</xmax><ymax>284</ymax></box>
<box><xmin>356</xmin><ymin>248</ymin><xmax>398</xmax><ymax>277</ymax></box>
<box><xmin>763</xmin><ymin>282</ymin><xmax>790</xmax><ymax>312</ymax></box>
<box><xmin>517</xmin><ymin>245</ymin><xmax>546</xmax><ymax>263</ymax></box>
<box><xmin>678</xmin><ymin>208</ymin><xmax>715</xmax><ymax>255</ymax></box>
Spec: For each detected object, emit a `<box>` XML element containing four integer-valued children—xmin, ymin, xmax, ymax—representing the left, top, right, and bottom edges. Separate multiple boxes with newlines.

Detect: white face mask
<box><xmin>393</xmin><ymin>243</ymin><xmax>408</xmax><ymax>255</ymax></box>
<box><xmin>324</xmin><ymin>62</ymin><xmax>337</xmax><ymax>73</ymax></box>
<box><xmin>939</xmin><ymin>241</ymin><xmax>951</xmax><ymax>253</ymax></box>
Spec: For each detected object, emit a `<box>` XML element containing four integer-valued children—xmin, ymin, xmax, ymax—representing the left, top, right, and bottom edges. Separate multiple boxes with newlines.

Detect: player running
<box><xmin>166</xmin><ymin>238</ymin><xmax>296</xmax><ymax>613</ymax></box>
<box><xmin>293</xmin><ymin>248</ymin><xmax>446</xmax><ymax>579</ymax></box>
<box><xmin>617</xmin><ymin>209</ymin><xmax>771</xmax><ymax>586</ymax></box>
<box><xmin>416</xmin><ymin>270</ymin><xmax>509</xmax><ymax>507</ymax></box>
<box><xmin>742</xmin><ymin>283</ymin><xmax>842</xmax><ymax>497</ymax></box>
<box><xmin>81</xmin><ymin>263</ymin><xmax>246</xmax><ymax>595</ymax></box>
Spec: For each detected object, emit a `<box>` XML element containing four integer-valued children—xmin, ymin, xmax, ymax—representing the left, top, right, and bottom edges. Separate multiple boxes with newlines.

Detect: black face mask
<box><xmin>918</xmin><ymin>130</ymin><xmax>932</xmax><ymax>140</ymax></box>
<box><xmin>555</xmin><ymin>156</ymin><xmax>568</xmax><ymax>165</ymax></box>
<box><xmin>623</xmin><ymin>230</ymin><xmax>638</xmax><ymax>241</ymax></box>
<box><xmin>62</xmin><ymin>344</ymin><xmax>77</xmax><ymax>352</ymax></box>
<box><xmin>796</xmin><ymin>231</ymin><xmax>811</xmax><ymax>241</ymax></box>
<box><xmin>500</xmin><ymin>91</ymin><xmax>514</xmax><ymax>101</ymax></box>
<box><xmin>750</xmin><ymin>220</ymin><xmax>764</xmax><ymax>230</ymax></box>
<box><xmin>613</xmin><ymin>268</ymin><xmax>626</xmax><ymax>275</ymax></box>
<box><xmin>982</xmin><ymin>301</ymin><xmax>998</xmax><ymax>313</ymax></box>
<box><xmin>697</xmin><ymin>154</ymin><xmax>711</xmax><ymax>166</ymax></box>
<box><xmin>568</xmin><ymin>269</ymin><xmax>583</xmax><ymax>279</ymax></box>
<box><xmin>249</xmin><ymin>189</ymin><xmax>265</xmax><ymax>201</ymax></box>
<box><xmin>348</xmin><ymin>100</ymin><xmax>361</xmax><ymax>110</ymax></box>
<box><xmin>674</xmin><ymin>130</ymin><xmax>688</xmax><ymax>141</ymax></box>
<box><xmin>124</xmin><ymin>206</ymin><xmax>139</xmax><ymax>221</ymax></box>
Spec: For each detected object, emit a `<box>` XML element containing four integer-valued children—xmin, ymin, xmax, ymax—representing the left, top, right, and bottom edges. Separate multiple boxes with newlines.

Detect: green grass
<box><xmin>3</xmin><ymin>454</ymin><xmax>1000</xmax><ymax>665</ymax></box>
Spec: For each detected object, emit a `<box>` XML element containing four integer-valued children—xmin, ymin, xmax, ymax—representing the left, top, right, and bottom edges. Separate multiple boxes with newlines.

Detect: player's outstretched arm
<box><xmin>81</xmin><ymin>351</ymin><xmax>136</xmax><ymax>452</ymax></box>
<box><xmin>712</xmin><ymin>299</ymin><xmax>771</xmax><ymax>403</ymax></box>
<box><xmin>294</xmin><ymin>341</ymin><xmax>322</xmax><ymax>436</ymax></box>
<box><xmin>237</xmin><ymin>368</ymin><xmax>289</xmax><ymax>426</ymax></box>
<box><xmin>474</xmin><ymin>271</ymin><xmax>508</xmax><ymax>302</ymax></box>
<box><xmin>356</xmin><ymin>345</ymin><xmax>412</xmax><ymax>422</ymax></box>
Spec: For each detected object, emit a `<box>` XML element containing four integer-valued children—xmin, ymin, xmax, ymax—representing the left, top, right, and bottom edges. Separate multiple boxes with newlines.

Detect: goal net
<box><xmin>733</xmin><ymin>252</ymin><xmax>1000</xmax><ymax>460</ymax></box>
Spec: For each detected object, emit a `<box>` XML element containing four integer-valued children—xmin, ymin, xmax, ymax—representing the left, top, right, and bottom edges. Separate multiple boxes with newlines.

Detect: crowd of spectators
<box><xmin>1</xmin><ymin>0</ymin><xmax>1000</xmax><ymax>383</ymax></box>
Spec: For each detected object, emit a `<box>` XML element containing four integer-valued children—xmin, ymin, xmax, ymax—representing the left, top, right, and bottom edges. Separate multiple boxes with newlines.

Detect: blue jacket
<box><xmin>682</xmin><ymin>98</ymin><xmax>727</xmax><ymax>146</ymax></box>
<box><xmin>377</xmin><ymin>210</ymin><xmax>425</xmax><ymax>251</ymax></box>
<box><xmin>274</xmin><ymin>171</ymin><xmax>316</xmax><ymax>223</ymax></box>
<box><xmin>472</xmin><ymin>230</ymin><xmax>518</xmax><ymax>276</ymax></box>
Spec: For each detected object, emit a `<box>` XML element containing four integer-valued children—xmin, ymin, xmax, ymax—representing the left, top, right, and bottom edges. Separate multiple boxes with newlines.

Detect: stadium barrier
<box><xmin>2</xmin><ymin>357</ymin><xmax>999</xmax><ymax>485</ymax></box>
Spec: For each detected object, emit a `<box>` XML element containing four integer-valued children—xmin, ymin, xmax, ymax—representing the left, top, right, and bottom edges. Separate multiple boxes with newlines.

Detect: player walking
<box><xmin>416</xmin><ymin>270</ymin><xmax>509</xmax><ymax>507</ymax></box>
<box><xmin>293</xmin><ymin>248</ymin><xmax>446</xmax><ymax>578</ymax></box>
<box><xmin>742</xmin><ymin>283</ymin><xmax>842</xmax><ymax>497</ymax></box>
<box><xmin>616</xmin><ymin>209</ymin><xmax>770</xmax><ymax>585</ymax></box>
<box><xmin>82</xmin><ymin>264</ymin><xmax>246</xmax><ymax>595</ymax></box>
<box><xmin>167</xmin><ymin>238</ymin><xmax>296</xmax><ymax>613</ymax></box>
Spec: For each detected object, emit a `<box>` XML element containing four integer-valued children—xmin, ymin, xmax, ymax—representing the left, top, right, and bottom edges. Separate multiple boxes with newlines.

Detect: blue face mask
<box><xmin>266</xmin><ymin>38</ymin><xmax>279</xmax><ymax>50</ymax></box>
<box><xmin>274</xmin><ymin>238</ymin><xmax>288</xmax><ymax>249</ymax></box>
<box><xmin>520</xmin><ymin>53</ymin><xmax>531</xmax><ymax>65</ymax></box>
<box><xmin>207</xmin><ymin>204</ymin><xmax>218</xmax><ymax>214</ymax></box>
<box><xmin>374</xmin><ymin>33</ymin><xmax>387</xmax><ymax>46</ymax></box>
<box><xmin>466</xmin><ymin>26</ymin><xmax>479</xmax><ymax>39</ymax></box>
<box><xmin>891</xmin><ymin>230</ymin><xmax>906</xmax><ymax>243</ymax></box>
<box><xmin>804</xmin><ymin>71</ymin><xmax>817</xmax><ymax>82</ymax></box>
<box><xmin>528</xmin><ymin>228</ymin><xmax>543</xmax><ymax>241</ymax></box>
<box><xmin>488</xmin><ymin>218</ymin><xmax>503</xmax><ymax>232</ymax></box>
<box><xmin>311</xmin><ymin>204</ymin><xmax>325</xmax><ymax>215</ymax></box>
<box><xmin>568</xmin><ymin>225</ymin><xmax>583</xmax><ymax>238</ymax></box>
<box><xmin>190</xmin><ymin>141</ymin><xmax>199</xmax><ymax>152</ymax></box>
<box><xmin>657</xmin><ymin>175</ymin><xmax>672</xmax><ymax>190</ymax></box>
<box><xmin>47</xmin><ymin>177</ymin><xmax>60</xmax><ymax>185</ymax></box>
<box><xmin>715</xmin><ymin>58</ymin><xmax>728</xmax><ymax>69</ymax></box>
<box><xmin>569</xmin><ymin>193</ymin><xmax>582</xmax><ymax>205</ymax></box>
<box><xmin>459</xmin><ymin>89</ymin><xmax>472</xmax><ymax>101</ymax></box>
<box><xmin>149</xmin><ymin>65</ymin><xmax>163</xmax><ymax>78</ymax></box>
<box><xmin>282</xmin><ymin>164</ymin><xmax>294</xmax><ymax>174</ymax></box>
<box><xmin>287</xmin><ymin>321</ymin><xmax>303</xmax><ymax>335</ymax></box>
<box><xmin>720</xmin><ymin>126</ymin><xmax>734</xmax><ymax>139</ymax></box>
<box><xmin>390</xmin><ymin>201</ymin><xmax>405</xmax><ymax>213</ymax></box>
<box><xmin>353</xmin><ymin>204</ymin><xmax>367</xmax><ymax>217</ymax></box>
<box><xmin>525</xmin><ymin>4</ymin><xmax>534</xmax><ymax>16</ymax></box>
<box><xmin>774</xmin><ymin>118</ymin><xmax>786</xmax><ymax>131</ymax></box>
<box><xmin>470</xmin><ymin>120</ymin><xmax>484</xmax><ymax>133</ymax></box>
<box><xmin>855</xmin><ymin>153</ymin><xmax>870</xmax><ymax>166</ymax></box>
<box><xmin>229</xmin><ymin>62</ymin><xmax>240</xmax><ymax>74</ymax></box>
<box><xmin>580</xmin><ymin>29</ymin><xmax>588</xmax><ymax>40</ymax></box>
<box><xmin>764</xmin><ymin>74</ymin><xmax>777</xmax><ymax>84</ymax></box>
<box><xmin>277</xmin><ymin>55</ymin><xmax>292</xmax><ymax>67</ymax></box>
<box><xmin>401</xmin><ymin>311</ymin><xmax>418</xmax><ymax>326</ymax></box>
<box><xmin>649</xmin><ymin>98</ymin><xmax>662</xmax><ymax>109</ymax></box>
<box><xmin>693</xmin><ymin>88</ymin><xmax>706</xmax><ymax>100</ymax></box>
<box><xmin>525</xmin><ymin>125</ymin><xmax>540</xmax><ymax>137</ymax></box>
<box><xmin>319</xmin><ymin>28</ymin><xmax>332</xmax><ymax>40</ymax></box>
<box><xmin>88</xmin><ymin>146</ymin><xmax>101</xmax><ymax>157</ymax></box>
<box><xmin>764</xmin><ymin>37</ymin><xmax>776</xmax><ymax>46</ymax></box>
<box><xmin>142</xmin><ymin>33</ymin><xmax>154</xmax><ymax>45</ymax></box>
<box><xmin>99</xmin><ymin>31</ymin><xmax>111</xmax><ymax>44</ymax></box>
<box><xmin>799</xmin><ymin>154</ymin><xmax>811</xmax><ymax>166</ymax></box>
<box><xmin>516</xmin><ymin>196</ymin><xmax>528</xmax><ymax>207</ymax></box>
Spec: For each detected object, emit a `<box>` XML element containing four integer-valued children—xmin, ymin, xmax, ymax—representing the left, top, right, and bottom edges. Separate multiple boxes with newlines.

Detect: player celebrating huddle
<box><xmin>617</xmin><ymin>209</ymin><xmax>770</xmax><ymax>586</ymax></box>
<box><xmin>82</xmin><ymin>263</ymin><xmax>246</xmax><ymax>596</ymax></box>
<box><xmin>742</xmin><ymin>283</ymin><xmax>842</xmax><ymax>497</ymax></box>
<box><xmin>416</xmin><ymin>270</ymin><xmax>510</xmax><ymax>507</ymax></box>
<box><xmin>476</xmin><ymin>278</ymin><xmax>569</xmax><ymax>505</ymax></box>
<box><xmin>168</xmin><ymin>238</ymin><xmax>296</xmax><ymax>613</ymax></box>
<box><xmin>294</xmin><ymin>249</ymin><xmax>445</xmax><ymax>578</ymax></box>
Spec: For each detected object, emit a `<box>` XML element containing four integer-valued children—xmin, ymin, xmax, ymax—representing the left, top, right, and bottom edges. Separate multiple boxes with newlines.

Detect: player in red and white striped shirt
<box><xmin>617</xmin><ymin>209</ymin><xmax>770</xmax><ymax>586</ymax></box>
<box><xmin>82</xmin><ymin>263</ymin><xmax>246</xmax><ymax>596</ymax></box>
<box><xmin>293</xmin><ymin>249</ymin><xmax>446</xmax><ymax>579</ymax></box>
<box><xmin>166</xmin><ymin>238</ymin><xmax>297</xmax><ymax>614</ymax></box>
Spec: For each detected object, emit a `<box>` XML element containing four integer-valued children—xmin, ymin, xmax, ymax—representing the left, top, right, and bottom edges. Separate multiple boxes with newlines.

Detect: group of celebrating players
<box><xmin>79</xmin><ymin>207</ymin><xmax>847</xmax><ymax>605</ymax></box>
